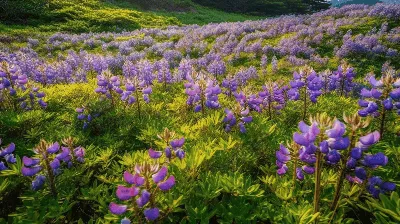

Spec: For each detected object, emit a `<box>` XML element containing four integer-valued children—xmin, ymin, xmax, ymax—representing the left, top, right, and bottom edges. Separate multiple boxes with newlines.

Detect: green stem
<box><xmin>135</xmin><ymin>90</ymin><xmax>141</xmax><ymax>119</ymax></box>
<box><xmin>44</xmin><ymin>151</ymin><xmax>57</xmax><ymax>197</ymax></box>
<box><xmin>303</xmin><ymin>86</ymin><xmax>308</xmax><ymax>121</ymax></box>
<box><xmin>379</xmin><ymin>107</ymin><xmax>386</xmax><ymax>138</ymax></box>
<box><xmin>313</xmin><ymin>150</ymin><xmax>323</xmax><ymax>217</ymax></box>
<box><xmin>292</xmin><ymin>155</ymin><xmax>298</xmax><ymax>190</ymax></box>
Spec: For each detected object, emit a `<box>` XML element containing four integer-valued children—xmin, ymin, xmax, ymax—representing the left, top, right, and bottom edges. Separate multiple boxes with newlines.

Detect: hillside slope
<box><xmin>0</xmin><ymin>0</ymin><xmax>261</xmax><ymax>35</ymax></box>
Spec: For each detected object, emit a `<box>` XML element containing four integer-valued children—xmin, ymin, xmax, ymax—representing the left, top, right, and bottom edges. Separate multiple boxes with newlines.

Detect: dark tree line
<box><xmin>192</xmin><ymin>0</ymin><xmax>330</xmax><ymax>15</ymax></box>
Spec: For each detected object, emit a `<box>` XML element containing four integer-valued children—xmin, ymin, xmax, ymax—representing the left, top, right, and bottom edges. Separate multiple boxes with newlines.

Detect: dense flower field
<box><xmin>1</xmin><ymin>3</ymin><xmax>400</xmax><ymax>223</ymax></box>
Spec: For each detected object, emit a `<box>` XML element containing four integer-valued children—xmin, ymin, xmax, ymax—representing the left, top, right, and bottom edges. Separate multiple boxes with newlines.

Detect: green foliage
<box><xmin>361</xmin><ymin>192</ymin><xmax>400</xmax><ymax>223</ymax></box>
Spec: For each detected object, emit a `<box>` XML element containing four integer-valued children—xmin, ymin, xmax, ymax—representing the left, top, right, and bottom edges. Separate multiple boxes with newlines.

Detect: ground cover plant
<box><xmin>1</xmin><ymin>3</ymin><xmax>400</xmax><ymax>223</ymax></box>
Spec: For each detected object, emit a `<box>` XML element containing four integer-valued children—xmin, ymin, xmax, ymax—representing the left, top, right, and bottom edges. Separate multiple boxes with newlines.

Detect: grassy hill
<box><xmin>0</xmin><ymin>0</ymin><xmax>261</xmax><ymax>36</ymax></box>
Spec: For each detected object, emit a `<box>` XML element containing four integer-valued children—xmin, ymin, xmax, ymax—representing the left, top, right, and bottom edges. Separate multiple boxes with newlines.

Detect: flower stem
<box><xmin>135</xmin><ymin>89</ymin><xmax>141</xmax><ymax>119</ymax></box>
<box><xmin>303</xmin><ymin>86</ymin><xmax>308</xmax><ymax>121</ymax></box>
<box><xmin>379</xmin><ymin>107</ymin><xmax>386</xmax><ymax>138</ymax></box>
<box><xmin>291</xmin><ymin>155</ymin><xmax>298</xmax><ymax>190</ymax></box>
<box><xmin>43</xmin><ymin>150</ymin><xmax>57</xmax><ymax>197</ymax></box>
<box><xmin>313</xmin><ymin>150</ymin><xmax>323</xmax><ymax>218</ymax></box>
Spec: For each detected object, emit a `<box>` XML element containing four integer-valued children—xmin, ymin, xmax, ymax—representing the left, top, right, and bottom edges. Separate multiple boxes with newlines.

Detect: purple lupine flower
<box><xmin>121</xmin><ymin>218</ymin><xmax>131</xmax><ymax>224</ymax></box>
<box><xmin>158</xmin><ymin>176</ymin><xmax>175</xmax><ymax>191</ymax></box>
<box><xmin>329</xmin><ymin>64</ymin><xmax>356</xmax><ymax>96</ymax></box>
<box><xmin>148</xmin><ymin>148</ymin><xmax>162</xmax><ymax>159</ymax></box>
<box><xmin>223</xmin><ymin>106</ymin><xmax>253</xmax><ymax>133</ymax></box>
<box><xmin>259</xmin><ymin>82</ymin><xmax>286</xmax><ymax>119</ymax></box>
<box><xmin>363</xmin><ymin>152</ymin><xmax>388</xmax><ymax>167</ymax></box>
<box><xmin>22</xmin><ymin>166</ymin><xmax>42</xmax><ymax>177</ymax></box>
<box><xmin>152</xmin><ymin>166</ymin><xmax>168</xmax><ymax>183</ymax></box>
<box><xmin>123</xmin><ymin>171</ymin><xmax>145</xmax><ymax>186</ymax></box>
<box><xmin>109</xmin><ymin>203</ymin><xmax>128</xmax><ymax>215</ymax></box>
<box><xmin>221</xmin><ymin>76</ymin><xmax>238</xmax><ymax>97</ymax></box>
<box><xmin>276</xmin><ymin>144</ymin><xmax>291</xmax><ymax>176</ymax></box>
<box><xmin>357</xmin><ymin>68</ymin><xmax>400</xmax><ymax>136</ymax></box>
<box><xmin>144</xmin><ymin>208</ymin><xmax>160</xmax><ymax>221</ymax></box>
<box><xmin>367</xmin><ymin>176</ymin><xmax>396</xmax><ymax>198</ymax></box>
<box><xmin>116</xmin><ymin>185</ymin><xmax>139</xmax><ymax>201</ymax></box>
<box><xmin>136</xmin><ymin>190</ymin><xmax>151</xmax><ymax>207</ymax></box>
<box><xmin>31</xmin><ymin>175</ymin><xmax>46</xmax><ymax>190</ymax></box>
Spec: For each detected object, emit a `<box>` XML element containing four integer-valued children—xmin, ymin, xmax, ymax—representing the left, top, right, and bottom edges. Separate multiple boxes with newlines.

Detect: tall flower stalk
<box><xmin>358</xmin><ymin>67</ymin><xmax>400</xmax><ymax>138</ymax></box>
<box><xmin>21</xmin><ymin>138</ymin><xmax>85</xmax><ymax>197</ymax></box>
<box><xmin>288</xmin><ymin>66</ymin><xmax>323</xmax><ymax>120</ymax></box>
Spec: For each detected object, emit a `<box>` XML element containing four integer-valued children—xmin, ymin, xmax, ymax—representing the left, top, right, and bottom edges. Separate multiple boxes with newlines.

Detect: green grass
<box><xmin>153</xmin><ymin>4</ymin><xmax>262</xmax><ymax>25</ymax></box>
<box><xmin>0</xmin><ymin>0</ymin><xmax>262</xmax><ymax>37</ymax></box>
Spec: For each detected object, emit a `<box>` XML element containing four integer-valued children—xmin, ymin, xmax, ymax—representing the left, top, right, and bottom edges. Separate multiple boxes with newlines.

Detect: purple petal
<box><xmin>364</xmin><ymin>152</ymin><xmax>388</xmax><ymax>167</ymax></box>
<box><xmin>158</xmin><ymin>175</ymin><xmax>175</xmax><ymax>191</ymax></box>
<box><xmin>302</xmin><ymin>166</ymin><xmax>315</xmax><ymax>174</ymax></box>
<box><xmin>0</xmin><ymin>143</ymin><xmax>15</xmax><ymax>156</ymax></box>
<box><xmin>136</xmin><ymin>190</ymin><xmax>150</xmax><ymax>207</ymax></box>
<box><xmin>121</xmin><ymin>218</ymin><xmax>131</xmax><ymax>224</ymax></box>
<box><xmin>23</xmin><ymin>156</ymin><xmax>40</xmax><ymax>167</ymax></box>
<box><xmin>326</xmin><ymin>120</ymin><xmax>346</xmax><ymax>138</ymax></box>
<box><xmin>293</xmin><ymin>133</ymin><xmax>309</xmax><ymax>146</ymax></box>
<box><xmin>359</xmin><ymin>131</ymin><xmax>380</xmax><ymax>146</ymax></box>
<box><xmin>109</xmin><ymin>202</ymin><xmax>127</xmax><ymax>215</ymax></box>
<box><xmin>241</xmin><ymin>116</ymin><xmax>253</xmax><ymax>123</ymax></box>
<box><xmin>170</xmin><ymin>138</ymin><xmax>185</xmax><ymax>148</ymax></box>
<box><xmin>123</xmin><ymin>171</ymin><xmax>145</xmax><ymax>186</ymax></box>
<box><xmin>21</xmin><ymin>166</ymin><xmax>42</xmax><ymax>177</ymax></box>
<box><xmin>328</xmin><ymin>137</ymin><xmax>350</xmax><ymax>150</ymax></box>
<box><xmin>152</xmin><ymin>166</ymin><xmax>167</xmax><ymax>183</ymax></box>
<box><xmin>148</xmin><ymin>148</ymin><xmax>162</xmax><ymax>159</ymax></box>
<box><xmin>277</xmin><ymin>164</ymin><xmax>288</xmax><ymax>175</ymax></box>
<box><xmin>350</xmin><ymin>148</ymin><xmax>362</xmax><ymax>160</ymax></box>
<box><xmin>144</xmin><ymin>208</ymin><xmax>160</xmax><ymax>221</ymax></box>
<box><xmin>279</xmin><ymin>144</ymin><xmax>290</xmax><ymax>155</ymax></box>
<box><xmin>380</xmin><ymin>182</ymin><xmax>396</xmax><ymax>191</ymax></box>
<box><xmin>296</xmin><ymin>167</ymin><xmax>304</xmax><ymax>180</ymax></box>
<box><xmin>47</xmin><ymin>142</ymin><xmax>60</xmax><ymax>154</ymax></box>
<box><xmin>276</xmin><ymin>150</ymin><xmax>291</xmax><ymax>163</ymax></box>
<box><xmin>298</xmin><ymin>121</ymin><xmax>309</xmax><ymax>133</ymax></box>
<box><xmin>116</xmin><ymin>185</ymin><xmax>139</xmax><ymax>201</ymax></box>
<box><xmin>50</xmin><ymin>158</ymin><xmax>60</xmax><ymax>170</ymax></box>
<box><xmin>355</xmin><ymin>167</ymin><xmax>367</xmax><ymax>180</ymax></box>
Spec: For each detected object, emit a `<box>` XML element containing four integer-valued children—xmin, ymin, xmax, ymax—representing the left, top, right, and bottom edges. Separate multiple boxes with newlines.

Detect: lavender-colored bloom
<box><xmin>302</xmin><ymin>165</ymin><xmax>315</xmax><ymax>174</ymax></box>
<box><xmin>152</xmin><ymin>166</ymin><xmax>168</xmax><ymax>183</ymax></box>
<box><xmin>363</xmin><ymin>152</ymin><xmax>388</xmax><ymax>167</ymax></box>
<box><xmin>0</xmin><ymin>162</ymin><xmax>7</xmax><ymax>171</ymax></box>
<box><xmin>116</xmin><ymin>185</ymin><xmax>139</xmax><ymax>201</ymax></box>
<box><xmin>31</xmin><ymin>175</ymin><xmax>46</xmax><ymax>191</ymax></box>
<box><xmin>47</xmin><ymin>142</ymin><xmax>60</xmax><ymax>154</ymax></box>
<box><xmin>359</xmin><ymin>131</ymin><xmax>380</xmax><ymax>146</ymax></box>
<box><xmin>144</xmin><ymin>208</ymin><xmax>160</xmax><ymax>221</ymax></box>
<box><xmin>170</xmin><ymin>138</ymin><xmax>185</xmax><ymax>148</ymax></box>
<box><xmin>0</xmin><ymin>143</ymin><xmax>15</xmax><ymax>156</ymax></box>
<box><xmin>22</xmin><ymin>166</ymin><xmax>42</xmax><ymax>177</ymax></box>
<box><xmin>136</xmin><ymin>190</ymin><xmax>151</xmax><ymax>207</ymax></box>
<box><xmin>50</xmin><ymin>158</ymin><xmax>60</xmax><ymax>170</ymax></box>
<box><xmin>121</xmin><ymin>218</ymin><xmax>131</xmax><ymax>224</ymax></box>
<box><xmin>158</xmin><ymin>175</ymin><xmax>175</xmax><ymax>191</ymax></box>
<box><xmin>109</xmin><ymin>202</ymin><xmax>127</xmax><ymax>215</ymax></box>
<box><xmin>296</xmin><ymin>167</ymin><xmax>304</xmax><ymax>180</ymax></box>
<box><xmin>148</xmin><ymin>148</ymin><xmax>162</xmax><ymax>159</ymax></box>
<box><xmin>355</xmin><ymin>167</ymin><xmax>367</xmax><ymax>180</ymax></box>
<box><xmin>123</xmin><ymin>171</ymin><xmax>145</xmax><ymax>186</ymax></box>
<box><xmin>326</xmin><ymin>150</ymin><xmax>341</xmax><ymax>164</ymax></box>
<box><xmin>350</xmin><ymin>148</ymin><xmax>362</xmax><ymax>160</ymax></box>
